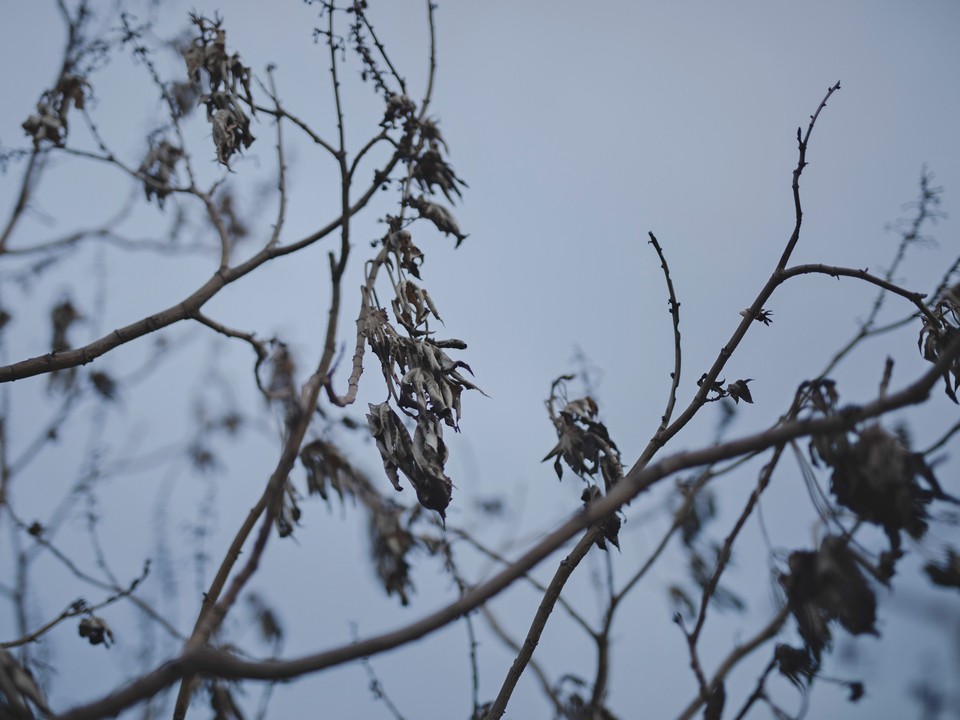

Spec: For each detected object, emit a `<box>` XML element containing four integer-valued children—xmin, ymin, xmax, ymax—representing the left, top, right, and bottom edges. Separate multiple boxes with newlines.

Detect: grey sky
<box><xmin>1</xmin><ymin>1</ymin><xmax>959</xmax><ymax>718</ymax></box>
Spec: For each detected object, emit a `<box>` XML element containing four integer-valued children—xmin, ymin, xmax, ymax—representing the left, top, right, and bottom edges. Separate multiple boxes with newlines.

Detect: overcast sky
<box><xmin>2</xmin><ymin>1</ymin><xmax>959</xmax><ymax>718</ymax></box>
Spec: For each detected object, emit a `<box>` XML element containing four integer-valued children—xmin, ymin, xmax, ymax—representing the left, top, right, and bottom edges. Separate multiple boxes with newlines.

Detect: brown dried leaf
<box><xmin>413</xmin><ymin>143</ymin><xmax>467</xmax><ymax>204</ymax></box>
<box><xmin>725</xmin><ymin>378</ymin><xmax>754</xmax><ymax>404</ymax></box>
<box><xmin>0</xmin><ymin>648</ymin><xmax>49</xmax><ymax>716</ymax></box>
<box><xmin>366</xmin><ymin>403</ymin><xmax>453</xmax><ymax>519</ymax></box>
<box><xmin>406</xmin><ymin>195</ymin><xmax>468</xmax><ymax>247</ymax></box>
<box><xmin>78</xmin><ymin>615</ymin><xmax>114</xmax><ymax>647</ymax></box>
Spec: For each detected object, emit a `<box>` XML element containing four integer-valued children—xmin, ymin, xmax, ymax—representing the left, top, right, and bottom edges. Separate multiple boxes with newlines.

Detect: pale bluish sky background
<box><xmin>1</xmin><ymin>1</ymin><xmax>959</xmax><ymax>718</ymax></box>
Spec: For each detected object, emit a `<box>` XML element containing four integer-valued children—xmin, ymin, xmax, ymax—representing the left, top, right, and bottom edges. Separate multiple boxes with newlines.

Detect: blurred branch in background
<box><xmin>0</xmin><ymin>3</ymin><xmax>958</xmax><ymax>720</ymax></box>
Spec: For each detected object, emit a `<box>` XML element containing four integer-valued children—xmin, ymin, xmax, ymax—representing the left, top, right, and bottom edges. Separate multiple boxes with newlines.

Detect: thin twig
<box><xmin>51</xmin><ymin>338</ymin><xmax>960</xmax><ymax>719</ymax></box>
<box><xmin>730</xmin><ymin>656</ymin><xmax>778</xmax><ymax>720</ymax></box>
<box><xmin>775</xmin><ymin>82</ymin><xmax>842</xmax><ymax>271</ymax></box>
<box><xmin>780</xmin><ymin>263</ymin><xmax>935</xmax><ymax>323</ymax></box>
<box><xmin>1</xmin><ymin>562</ymin><xmax>150</xmax><ymax>649</ymax></box>
<box><xmin>0</xmin><ymin>150</ymin><xmax>43</xmax><ymax>252</ymax></box>
<box><xmin>479</xmin><ymin>606</ymin><xmax>565</xmax><ymax>717</ymax></box>
<box><xmin>0</xmin><ymin>157</ymin><xmax>399</xmax><ymax>384</ymax></box>
<box><xmin>192</xmin><ymin>312</ymin><xmax>271</xmax><ymax>397</ymax></box>
<box><xmin>675</xmin><ymin>606</ymin><xmax>791</xmax><ymax>720</ymax></box>
<box><xmin>484</xmin><ymin>528</ymin><xmax>600</xmax><ymax>720</ymax></box>
<box><xmin>690</xmin><ymin>444</ymin><xmax>786</xmax><ymax>644</ymax></box>
<box><xmin>252</xmin><ymin>104</ymin><xmax>338</xmax><ymax>157</ymax></box>
<box><xmin>264</xmin><ymin>67</ymin><xmax>288</xmax><ymax>250</ymax></box>
<box><xmin>648</xmin><ymin>231</ymin><xmax>683</xmax><ymax>444</ymax></box>
<box><xmin>820</xmin><ymin>168</ymin><xmax>944</xmax><ymax>377</ymax></box>
<box><xmin>452</xmin><ymin>528</ymin><xmax>596</xmax><ymax>637</ymax></box>
<box><xmin>922</xmin><ymin>418</ymin><xmax>960</xmax><ymax>456</ymax></box>
<box><xmin>418</xmin><ymin>0</ymin><xmax>437</xmax><ymax>120</ymax></box>
<box><xmin>360</xmin><ymin>9</ymin><xmax>406</xmax><ymax>94</ymax></box>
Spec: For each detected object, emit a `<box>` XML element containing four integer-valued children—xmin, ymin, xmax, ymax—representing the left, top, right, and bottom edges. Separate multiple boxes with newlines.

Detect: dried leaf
<box><xmin>781</xmin><ymin>536</ymin><xmax>877</xmax><ymax>662</ymax></box>
<box><xmin>918</xmin><ymin>310</ymin><xmax>960</xmax><ymax>403</ymax></box>
<box><xmin>48</xmin><ymin>299</ymin><xmax>81</xmax><ymax>394</ymax></box>
<box><xmin>383</xmin><ymin>93</ymin><xmax>416</xmax><ymax>126</ymax></box>
<box><xmin>78</xmin><ymin>615</ymin><xmax>114</xmax><ymax>647</ymax></box>
<box><xmin>774</xmin><ymin>644</ymin><xmax>818</xmax><ymax>690</ymax></box>
<box><xmin>924</xmin><ymin>547</ymin><xmax>960</xmax><ymax>590</ymax></box>
<box><xmin>581</xmin><ymin>486</ymin><xmax>621</xmax><ymax>551</ymax></box>
<box><xmin>413</xmin><ymin>144</ymin><xmax>467</xmax><ymax>204</ymax></box>
<box><xmin>725</xmin><ymin>378</ymin><xmax>754</xmax><ymax>404</ymax></box>
<box><xmin>697</xmin><ymin>373</ymin><xmax>725</xmax><ymax>397</ymax></box>
<box><xmin>406</xmin><ymin>195</ymin><xmax>468</xmax><ymax>247</ymax></box>
<box><xmin>301</xmin><ymin>439</ymin><xmax>361</xmax><ymax>504</ymax></box>
<box><xmin>246</xmin><ymin>592</ymin><xmax>284</xmax><ymax>646</ymax></box>
<box><xmin>368</xmin><ymin>500</ymin><xmax>417</xmax><ymax>605</ymax></box>
<box><xmin>183</xmin><ymin>15</ymin><xmax>256</xmax><ymax>166</ymax></box>
<box><xmin>21</xmin><ymin>73</ymin><xmax>90</xmax><ymax>147</ymax></box>
<box><xmin>366</xmin><ymin>403</ymin><xmax>453</xmax><ymax>519</ymax></box>
<box><xmin>275</xmin><ymin>480</ymin><xmax>301</xmax><ymax>538</ymax></box>
<box><xmin>139</xmin><ymin>140</ymin><xmax>183</xmax><ymax>208</ymax></box>
<box><xmin>89</xmin><ymin>371</ymin><xmax>118</xmax><ymax>401</ymax></box>
<box><xmin>740</xmin><ymin>307</ymin><xmax>774</xmax><ymax>325</ymax></box>
<box><xmin>827</xmin><ymin>423</ymin><xmax>958</xmax><ymax>551</ymax></box>
<box><xmin>543</xmin><ymin>385</ymin><xmax>621</xmax><ymax>488</ymax></box>
<box><xmin>0</xmin><ymin>648</ymin><xmax>50</xmax><ymax>717</ymax></box>
<box><xmin>847</xmin><ymin>681</ymin><xmax>865</xmax><ymax>703</ymax></box>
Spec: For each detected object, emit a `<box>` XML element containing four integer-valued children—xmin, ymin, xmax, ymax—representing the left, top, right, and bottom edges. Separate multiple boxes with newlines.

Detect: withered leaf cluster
<box><xmin>300</xmin><ymin>438</ymin><xmax>360</xmax><ymax>504</ymax></box>
<box><xmin>138</xmin><ymin>139</ymin><xmax>183</xmax><ymax>208</ymax></box>
<box><xmin>48</xmin><ymin>299</ymin><xmax>81</xmax><ymax>394</ymax></box>
<box><xmin>919</xmin><ymin>286</ymin><xmax>960</xmax><ymax>402</ymax></box>
<box><xmin>391</xmin><ymin>278</ymin><xmax>441</xmax><ymax>335</ymax></box>
<box><xmin>78</xmin><ymin>615</ymin><xmax>114</xmax><ymax>647</ymax></box>
<box><xmin>384</xmin><ymin>228</ymin><xmax>423</xmax><ymax>278</ymax></box>
<box><xmin>0</xmin><ymin>649</ymin><xmax>49</xmax><ymax>719</ymax></box>
<box><xmin>367</xmin><ymin>402</ymin><xmax>452</xmax><ymax>519</ymax></box>
<box><xmin>182</xmin><ymin>14</ymin><xmax>255</xmax><ymax>165</ymax></box>
<box><xmin>368</xmin><ymin>500</ymin><xmax>419</xmax><ymax>605</ymax></box>
<box><xmin>774</xmin><ymin>643</ymin><xmax>818</xmax><ymax>691</ymax></box>
<box><xmin>697</xmin><ymin>374</ymin><xmax>755</xmax><ymax>404</ymax></box>
<box><xmin>362</xmin><ymin>306</ymin><xmax>479</xmax><ymax>427</ymax></box>
<box><xmin>266</xmin><ymin>342</ymin><xmax>302</xmax><ymax>429</ymax></box>
<box><xmin>543</xmin><ymin>379</ymin><xmax>624</xmax><ymax>550</ymax></box>
<box><xmin>360</xmin><ymin>267</ymin><xmax>481</xmax><ymax>519</ymax></box>
<box><xmin>298</xmin><ymin>435</ymin><xmax>424</xmax><ymax>605</ymax></box>
<box><xmin>543</xmin><ymin>390</ymin><xmax>623</xmax><ymax>492</ymax></box>
<box><xmin>780</xmin><ymin>536</ymin><xmax>877</xmax><ymax>663</ymax></box>
<box><xmin>581</xmin><ymin>486</ymin><xmax>621</xmax><ymax>551</ymax></box>
<box><xmin>385</xmin><ymin>101</ymin><xmax>467</xmax><ymax>210</ymax></box>
<box><xmin>799</xmin><ymin>379</ymin><xmax>957</xmax><ymax>555</ymax></box>
<box><xmin>383</xmin><ymin>92</ymin><xmax>416</xmax><ymax>127</ymax></box>
<box><xmin>813</xmin><ymin>422</ymin><xmax>954</xmax><ymax>552</ymax></box>
<box><xmin>168</xmin><ymin>79</ymin><xmax>201</xmax><ymax>119</ymax></box>
<box><xmin>725</xmin><ymin>378</ymin><xmax>754</xmax><ymax>404</ymax></box>
<box><xmin>22</xmin><ymin>73</ymin><xmax>89</xmax><ymax>147</ymax></box>
<box><xmin>413</xmin><ymin>143</ymin><xmax>467</xmax><ymax>205</ymax></box>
